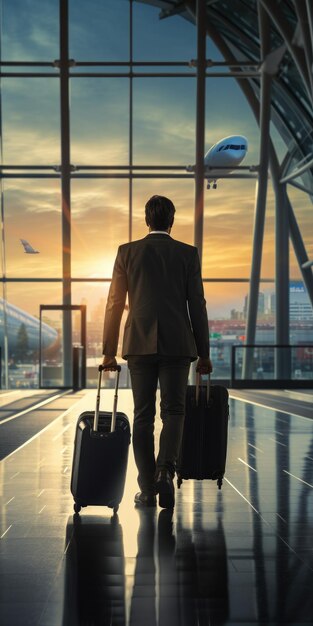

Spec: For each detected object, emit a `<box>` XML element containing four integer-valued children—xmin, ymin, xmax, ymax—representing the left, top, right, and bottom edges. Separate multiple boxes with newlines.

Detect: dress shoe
<box><xmin>155</xmin><ymin>469</ymin><xmax>175</xmax><ymax>509</ymax></box>
<box><xmin>134</xmin><ymin>491</ymin><xmax>157</xmax><ymax>507</ymax></box>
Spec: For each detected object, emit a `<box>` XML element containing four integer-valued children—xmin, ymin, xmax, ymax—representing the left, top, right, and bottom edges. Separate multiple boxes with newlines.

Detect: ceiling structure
<box><xmin>138</xmin><ymin>0</ymin><xmax>313</xmax><ymax>197</ymax></box>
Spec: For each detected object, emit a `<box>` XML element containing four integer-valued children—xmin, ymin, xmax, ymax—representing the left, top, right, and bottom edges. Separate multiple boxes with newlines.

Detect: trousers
<box><xmin>127</xmin><ymin>354</ymin><xmax>191</xmax><ymax>493</ymax></box>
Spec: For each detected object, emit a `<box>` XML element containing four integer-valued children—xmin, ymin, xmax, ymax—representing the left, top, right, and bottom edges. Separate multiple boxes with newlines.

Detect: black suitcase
<box><xmin>71</xmin><ymin>365</ymin><xmax>131</xmax><ymax>514</ymax></box>
<box><xmin>177</xmin><ymin>374</ymin><xmax>229</xmax><ymax>489</ymax></box>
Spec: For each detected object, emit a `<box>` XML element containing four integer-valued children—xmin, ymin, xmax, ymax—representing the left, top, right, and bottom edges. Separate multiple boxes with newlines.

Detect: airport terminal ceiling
<box><xmin>139</xmin><ymin>0</ymin><xmax>313</xmax><ymax>197</ymax></box>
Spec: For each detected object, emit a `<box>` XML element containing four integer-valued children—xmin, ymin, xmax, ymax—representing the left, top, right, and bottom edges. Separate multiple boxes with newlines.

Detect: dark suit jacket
<box><xmin>102</xmin><ymin>233</ymin><xmax>210</xmax><ymax>361</ymax></box>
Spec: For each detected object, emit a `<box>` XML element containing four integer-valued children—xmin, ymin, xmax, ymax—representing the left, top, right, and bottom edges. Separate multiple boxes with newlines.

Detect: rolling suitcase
<box><xmin>71</xmin><ymin>365</ymin><xmax>131</xmax><ymax>514</ymax></box>
<box><xmin>177</xmin><ymin>374</ymin><xmax>229</xmax><ymax>489</ymax></box>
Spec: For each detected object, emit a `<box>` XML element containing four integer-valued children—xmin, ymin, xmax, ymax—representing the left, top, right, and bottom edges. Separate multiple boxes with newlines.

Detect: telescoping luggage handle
<box><xmin>94</xmin><ymin>364</ymin><xmax>121</xmax><ymax>433</ymax></box>
<box><xmin>195</xmin><ymin>372</ymin><xmax>211</xmax><ymax>406</ymax></box>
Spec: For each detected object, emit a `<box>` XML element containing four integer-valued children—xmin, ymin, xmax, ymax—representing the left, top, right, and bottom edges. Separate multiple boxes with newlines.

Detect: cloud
<box><xmin>2</xmin><ymin>0</ymin><xmax>59</xmax><ymax>61</ymax></box>
<box><xmin>4</xmin><ymin>180</ymin><xmax>60</xmax><ymax>214</ymax></box>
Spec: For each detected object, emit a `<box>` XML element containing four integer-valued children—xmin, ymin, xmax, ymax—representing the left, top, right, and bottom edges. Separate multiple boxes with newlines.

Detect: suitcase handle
<box><xmin>195</xmin><ymin>372</ymin><xmax>211</xmax><ymax>406</ymax></box>
<box><xmin>94</xmin><ymin>365</ymin><xmax>121</xmax><ymax>432</ymax></box>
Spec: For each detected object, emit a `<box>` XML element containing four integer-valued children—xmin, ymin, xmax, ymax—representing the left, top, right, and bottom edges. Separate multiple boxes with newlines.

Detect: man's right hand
<box><xmin>196</xmin><ymin>357</ymin><xmax>213</xmax><ymax>374</ymax></box>
<box><xmin>101</xmin><ymin>355</ymin><xmax>118</xmax><ymax>371</ymax></box>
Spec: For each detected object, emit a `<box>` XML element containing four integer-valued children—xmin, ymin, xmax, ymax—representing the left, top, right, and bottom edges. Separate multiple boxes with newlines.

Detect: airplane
<box><xmin>20</xmin><ymin>239</ymin><xmax>40</xmax><ymax>254</ymax></box>
<box><xmin>186</xmin><ymin>135</ymin><xmax>248</xmax><ymax>188</ymax></box>
<box><xmin>0</xmin><ymin>298</ymin><xmax>58</xmax><ymax>351</ymax></box>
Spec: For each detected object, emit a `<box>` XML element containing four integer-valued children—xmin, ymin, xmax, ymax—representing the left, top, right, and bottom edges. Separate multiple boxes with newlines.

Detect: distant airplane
<box><xmin>187</xmin><ymin>135</ymin><xmax>248</xmax><ymax>188</ymax></box>
<box><xmin>20</xmin><ymin>239</ymin><xmax>39</xmax><ymax>254</ymax></box>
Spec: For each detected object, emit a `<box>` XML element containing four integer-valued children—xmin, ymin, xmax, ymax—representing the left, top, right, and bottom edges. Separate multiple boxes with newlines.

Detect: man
<box><xmin>102</xmin><ymin>195</ymin><xmax>212</xmax><ymax>509</ymax></box>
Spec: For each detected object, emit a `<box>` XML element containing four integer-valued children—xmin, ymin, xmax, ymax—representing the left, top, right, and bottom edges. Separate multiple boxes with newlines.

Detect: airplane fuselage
<box><xmin>204</xmin><ymin>135</ymin><xmax>248</xmax><ymax>187</ymax></box>
<box><xmin>187</xmin><ymin>135</ymin><xmax>248</xmax><ymax>188</ymax></box>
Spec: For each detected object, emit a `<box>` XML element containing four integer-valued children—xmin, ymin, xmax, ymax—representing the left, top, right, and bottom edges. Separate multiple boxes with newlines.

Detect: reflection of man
<box><xmin>102</xmin><ymin>195</ymin><xmax>212</xmax><ymax>509</ymax></box>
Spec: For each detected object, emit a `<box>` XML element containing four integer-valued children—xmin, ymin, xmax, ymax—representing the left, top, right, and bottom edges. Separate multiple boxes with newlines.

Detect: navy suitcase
<box><xmin>177</xmin><ymin>374</ymin><xmax>229</xmax><ymax>489</ymax></box>
<box><xmin>71</xmin><ymin>365</ymin><xmax>131</xmax><ymax>514</ymax></box>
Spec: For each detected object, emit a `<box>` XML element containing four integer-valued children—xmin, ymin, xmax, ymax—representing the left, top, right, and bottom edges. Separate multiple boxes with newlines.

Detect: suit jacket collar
<box><xmin>145</xmin><ymin>233</ymin><xmax>171</xmax><ymax>239</ymax></box>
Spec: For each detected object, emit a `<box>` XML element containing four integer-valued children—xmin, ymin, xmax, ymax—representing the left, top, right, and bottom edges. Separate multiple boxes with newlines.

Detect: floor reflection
<box><xmin>63</xmin><ymin>504</ymin><xmax>229</xmax><ymax>626</ymax></box>
<box><xmin>30</xmin><ymin>390</ymin><xmax>313</xmax><ymax>625</ymax></box>
<box><xmin>63</xmin><ymin>515</ymin><xmax>126</xmax><ymax>625</ymax></box>
<box><xmin>130</xmin><ymin>500</ymin><xmax>229</xmax><ymax>626</ymax></box>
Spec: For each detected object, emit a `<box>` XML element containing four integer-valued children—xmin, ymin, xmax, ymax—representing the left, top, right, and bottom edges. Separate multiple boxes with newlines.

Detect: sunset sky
<box><xmin>1</xmin><ymin>0</ymin><xmax>312</xmax><ymax>320</ymax></box>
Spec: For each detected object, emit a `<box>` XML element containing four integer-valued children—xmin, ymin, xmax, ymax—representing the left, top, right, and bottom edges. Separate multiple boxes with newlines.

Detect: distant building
<box><xmin>243</xmin><ymin>292</ymin><xmax>265</xmax><ymax>318</ymax></box>
<box><xmin>289</xmin><ymin>281</ymin><xmax>313</xmax><ymax>321</ymax></box>
<box><xmin>230</xmin><ymin>308</ymin><xmax>244</xmax><ymax>320</ymax></box>
<box><xmin>268</xmin><ymin>282</ymin><xmax>313</xmax><ymax>321</ymax></box>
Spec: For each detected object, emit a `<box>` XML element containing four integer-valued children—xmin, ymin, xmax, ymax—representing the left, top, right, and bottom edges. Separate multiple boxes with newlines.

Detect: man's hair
<box><xmin>145</xmin><ymin>195</ymin><xmax>176</xmax><ymax>230</ymax></box>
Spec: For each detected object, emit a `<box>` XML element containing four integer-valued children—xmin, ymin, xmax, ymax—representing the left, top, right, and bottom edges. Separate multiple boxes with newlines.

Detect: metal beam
<box><xmin>243</xmin><ymin>3</ymin><xmax>272</xmax><ymax>379</ymax></box>
<box><xmin>0</xmin><ymin>32</ymin><xmax>9</xmax><ymax>388</ymax></box>
<box><xmin>288</xmin><ymin>178</ymin><xmax>313</xmax><ymax>196</ymax></box>
<box><xmin>302</xmin><ymin>259</ymin><xmax>313</xmax><ymax>269</ymax></box>
<box><xmin>129</xmin><ymin>0</ymin><xmax>133</xmax><ymax>243</ymax></box>
<box><xmin>280</xmin><ymin>156</ymin><xmax>313</xmax><ymax>184</ymax></box>
<box><xmin>259</xmin><ymin>0</ymin><xmax>311</xmax><ymax>100</ymax></box>
<box><xmin>274</xmin><ymin>182</ymin><xmax>290</xmax><ymax>378</ymax></box>
<box><xmin>0</xmin><ymin>276</ymin><xmax>276</xmax><ymax>283</ymax></box>
<box><xmin>306</xmin><ymin>0</ymin><xmax>313</xmax><ymax>60</ymax></box>
<box><xmin>0</xmin><ymin>71</ymin><xmax>260</xmax><ymax>78</ymax></box>
<box><xmin>294</xmin><ymin>0</ymin><xmax>313</xmax><ymax>100</ymax></box>
<box><xmin>287</xmin><ymin>197</ymin><xmax>313</xmax><ymax>310</ymax></box>
<box><xmin>60</xmin><ymin>0</ymin><xmax>72</xmax><ymax>386</ymax></box>
<box><xmin>193</xmin><ymin>0</ymin><xmax>206</xmax><ymax>266</ymax></box>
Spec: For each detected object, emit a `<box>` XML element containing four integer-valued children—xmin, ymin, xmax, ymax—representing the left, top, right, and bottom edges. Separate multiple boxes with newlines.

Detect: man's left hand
<box><xmin>101</xmin><ymin>356</ymin><xmax>118</xmax><ymax>371</ymax></box>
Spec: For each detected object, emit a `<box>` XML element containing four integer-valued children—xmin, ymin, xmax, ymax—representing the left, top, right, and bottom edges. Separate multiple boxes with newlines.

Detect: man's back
<box><xmin>102</xmin><ymin>233</ymin><xmax>210</xmax><ymax>360</ymax></box>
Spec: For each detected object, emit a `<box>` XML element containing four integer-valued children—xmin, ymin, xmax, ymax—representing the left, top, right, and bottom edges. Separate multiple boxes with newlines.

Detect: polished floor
<box><xmin>0</xmin><ymin>387</ymin><xmax>313</xmax><ymax>625</ymax></box>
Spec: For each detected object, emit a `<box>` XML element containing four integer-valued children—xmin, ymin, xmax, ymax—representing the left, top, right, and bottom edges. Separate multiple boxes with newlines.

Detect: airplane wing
<box><xmin>20</xmin><ymin>239</ymin><xmax>39</xmax><ymax>254</ymax></box>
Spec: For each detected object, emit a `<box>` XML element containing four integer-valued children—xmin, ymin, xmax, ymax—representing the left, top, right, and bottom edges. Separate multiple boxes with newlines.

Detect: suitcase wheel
<box><xmin>74</xmin><ymin>502</ymin><xmax>88</xmax><ymax>513</ymax></box>
<box><xmin>217</xmin><ymin>478</ymin><xmax>223</xmax><ymax>489</ymax></box>
<box><xmin>177</xmin><ymin>475</ymin><xmax>182</xmax><ymax>489</ymax></box>
<box><xmin>113</xmin><ymin>505</ymin><xmax>119</xmax><ymax>515</ymax></box>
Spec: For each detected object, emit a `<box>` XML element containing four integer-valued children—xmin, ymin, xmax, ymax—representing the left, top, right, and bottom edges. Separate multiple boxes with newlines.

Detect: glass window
<box><xmin>1</xmin><ymin>0</ymin><xmax>59</xmax><ymax>61</ymax></box>
<box><xmin>202</xmin><ymin>179</ymin><xmax>256</xmax><ymax>279</ymax></box>
<box><xmin>70</xmin><ymin>78</ymin><xmax>129</xmax><ymax>165</ymax></box>
<box><xmin>204</xmin><ymin>281</ymin><xmax>248</xmax><ymax>381</ymax></box>
<box><xmin>71</xmin><ymin>179</ymin><xmax>129</xmax><ymax>278</ymax></box>
<box><xmin>205</xmin><ymin>79</ymin><xmax>259</xmax><ymax>164</ymax></box>
<box><xmin>133</xmin><ymin>2</ymin><xmax>196</xmax><ymax>61</ymax></box>
<box><xmin>69</xmin><ymin>0</ymin><xmax>129</xmax><ymax>61</ymax></box>
<box><xmin>133</xmin><ymin>78</ymin><xmax>196</xmax><ymax>165</ymax></box>
<box><xmin>71</xmin><ymin>282</ymin><xmax>129</xmax><ymax>388</ymax></box>
<box><xmin>1</xmin><ymin>78</ymin><xmax>60</xmax><ymax>165</ymax></box>
<box><xmin>2</xmin><ymin>282</ymin><xmax>62</xmax><ymax>388</ymax></box>
<box><xmin>288</xmin><ymin>186</ymin><xmax>313</xmax><ymax>273</ymax></box>
<box><xmin>2</xmin><ymin>179</ymin><xmax>62</xmax><ymax>279</ymax></box>
<box><xmin>204</xmin><ymin>281</ymin><xmax>276</xmax><ymax>380</ymax></box>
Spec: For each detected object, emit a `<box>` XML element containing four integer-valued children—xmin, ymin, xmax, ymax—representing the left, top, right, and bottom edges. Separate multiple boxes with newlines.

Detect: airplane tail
<box><xmin>20</xmin><ymin>239</ymin><xmax>39</xmax><ymax>254</ymax></box>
